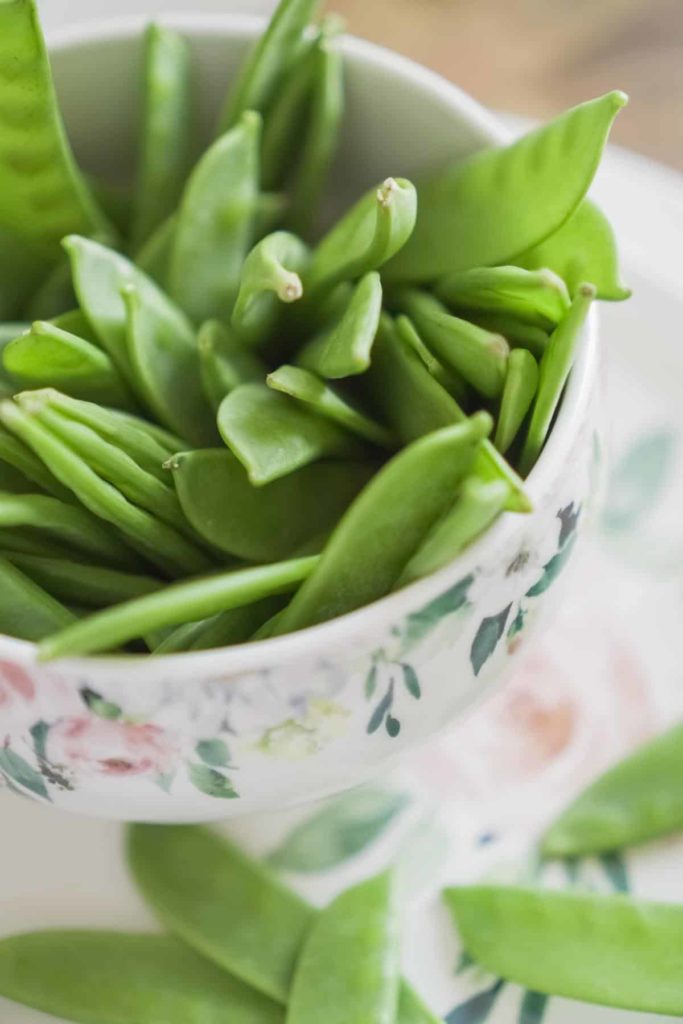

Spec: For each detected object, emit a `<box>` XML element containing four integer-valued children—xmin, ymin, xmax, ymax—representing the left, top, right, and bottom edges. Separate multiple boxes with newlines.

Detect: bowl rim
<box><xmin>0</xmin><ymin>13</ymin><xmax>598</xmax><ymax>677</ymax></box>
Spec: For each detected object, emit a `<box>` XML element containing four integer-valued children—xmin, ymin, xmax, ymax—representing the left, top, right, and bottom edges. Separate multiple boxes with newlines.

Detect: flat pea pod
<box><xmin>272</xmin><ymin>415</ymin><xmax>492</xmax><ymax>635</ymax></box>
<box><xmin>131</xmin><ymin>23</ymin><xmax>191</xmax><ymax>250</ymax></box>
<box><xmin>515</xmin><ymin>198</ymin><xmax>631</xmax><ymax>302</ymax></box>
<box><xmin>386</xmin><ymin>91</ymin><xmax>627</xmax><ymax>282</ymax></box>
<box><xmin>0</xmin><ymin>555</ymin><xmax>75</xmax><ymax>640</ymax></box>
<box><xmin>287</xmin><ymin>872</ymin><xmax>400</xmax><ymax>1024</ymax></box>
<box><xmin>519</xmin><ymin>283</ymin><xmax>595</xmax><ymax>474</ymax></box>
<box><xmin>0</xmin><ymin>0</ymin><xmax>111</xmax><ymax>252</ymax></box>
<box><xmin>198</xmin><ymin>319</ymin><xmax>266</xmax><ymax>411</ymax></box>
<box><xmin>494</xmin><ymin>347</ymin><xmax>539</xmax><ymax>454</ymax></box>
<box><xmin>38</xmin><ymin>556</ymin><xmax>318</xmax><ymax>658</ymax></box>
<box><xmin>0</xmin><ymin>931</ymin><xmax>283</xmax><ymax>1024</ymax></box>
<box><xmin>394</xmin><ymin>315</ymin><xmax>470</xmax><ymax>405</ymax></box>
<box><xmin>169</xmin><ymin>111</ymin><xmax>261</xmax><ymax>324</ymax></box>
<box><xmin>6</xmin><ymin>553</ymin><xmax>162</xmax><ymax>608</ymax></box>
<box><xmin>232</xmin><ymin>231</ymin><xmax>309</xmax><ymax>347</ymax></box>
<box><xmin>268</xmin><ymin>365</ymin><xmax>395</xmax><ymax>447</ymax></box>
<box><xmin>218</xmin><ymin>0</ymin><xmax>322</xmax><ymax>131</ymax></box>
<box><xmin>542</xmin><ymin>720</ymin><xmax>683</xmax><ymax>857</ymax></box>
<box><xmin>153</xmin><ymin>596</ymin><xmax>282</xmax><ymax>653</ymax></box>
<box><xmin>444</xmin><ymin>884</ymin><xmax>683</xmax><ymax>1016</ymax></box>
<box><xmin>394</xmin><ymin>290</ymin><xmax>509</xmax><ymax>399</ymax></box>
<box><xmin>434</xmin><ymin>266</ymin><xmax>570</xmax><ymax>330</ymax></box>
<box><xmin>170</xmin><ymin>448</ymin><xmax>373</xmax><ymax>562</ymax></box>
<box><xmin>398</xmin><ymin>478</ymin><xmax>510</xmax><ymax>586</ymax></box>
<box><xmin>0</xmin><ymin>422</ymin><xmax>72</xmax><ymax>499</ymax></box>
<box><xmin>463</xmin><ymin>310</ymin><xmax>548</xmax><ymax>360</ymax></box>
<box><xmin>298</xmin><ymin>271</ymin><xmax>383</xmax><ymax>378</ymax></box>
<box><xmin>217</xmin><ymin>382</ymin><xmax>362</xmax><ymax>486</ymax></box>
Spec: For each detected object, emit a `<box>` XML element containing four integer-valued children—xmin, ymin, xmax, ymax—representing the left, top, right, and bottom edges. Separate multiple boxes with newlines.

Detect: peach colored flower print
<box><xmin>46</xmin><ymin>717</ymin><xmax>178</xmax><ymax>777</ymax></box>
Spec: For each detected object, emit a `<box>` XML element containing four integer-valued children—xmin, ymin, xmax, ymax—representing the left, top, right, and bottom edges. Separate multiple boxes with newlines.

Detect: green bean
<box><xmin>232</xmin><ymin>231</ymin><xmax>309</xmax><ymax>346</ymax></box>
<box><xmin>6</xmin><ymin>553</ymin><xmax>162</xmax><ymax>608</ymax></box>
<box><xmin>272</xmin><ymin>416</ymin><xmax>491</xmax><ymax>634</ymax></box>
<box><xmin>444</xmin><ymin>884</ymin><xmax>683</xmax><ymax>1016</ymax></box>
<box><xmin>0</xmin><ymin>0</ymin><xmax>111</xmax><ymax>252</ymax></box>
<box><xmin>386</xmin><ymin>91</ymin><xmax>627</xmax><ymax>282</ymax></box>
<box><xmin>298</xmin><ymin>271</ymin><xmax>383</xmax><ymax>378</ymax></box>
<box><xmin>218</xmin><ymin>0</ymin><xmax>322</xmax><ymax>131</ymax></box>
<box><xmin>494</xmin><ymin>347</ymin><xmax>539</xmax><ymax>454</ymax></box>
<box><xmin>153</xmin><ymin>596</ymin><xmax>283</xmax><ymax>653</ymax></box>
<box><xmin>0</xmin><ymin>931</ymin><xmax>283</xmax><ymax>1024</ymax></box>
<box><xmin>434</xmin><ymin>266</ymin><xmax>570</xmax><ymax>329</ymax></box>
<box><xmin>462</xmin><ymin>310</ymin><xmax>548</xmax><ymax>359</ymax></box>
<box><xmin>394</xmin><ymin>315</ymin><xmax>470</xmax><ymax>404</ymax></box>
<box><xmin>0</xmin><ymin>554</ymin><xmax>75</xmax><ymax>640</ymax></box>
<box><xmin>0</xmin><ymin>421</ymin><xmax>72</xmax><ymax>499</ymax></box>
<box><xmin>217</xmin><ymin>382</ymin><xmax>362</xmax><ymax>486</ymax></box>
<box><xmin>170</xmin><ymin>448</ymin><xmax>372</xmax><ymax>561</ymax></box>
<box><xmin>168</xmin><ymin>111</ymin><xmax>261</xmax><ymax>324</ymax></box>
<box><xmin>394</xmin><ymin>290</ymin><xmax>509</xmax><ymax>399</ymax></box>
<box><xmin>198</xmin><ymin>319</ymin><xmax>266</xmax><ymax>411</ymax></box>
<box><xmin>38</xmin><ymin>556</ymin><xmax>318</xmax><ymax>658</ymax></box>
<box><xmin>287</xmin><ymin>872</ymin><xmax>400</xmax><ymax>1024</ymax></box>
<box><xmin>519</xmin><ymin>283</ymin><xmax>595</xmax><ymax>474</ymax></box>
<box><xmin>131</xmin><ymin>24</ymin><xmax>191</xmax><ymax>250</ymax></box>
<box><xmin>543</xmin><ymin>721</ymin><xmax>683</xmax><ymax>857</ymax></box>
<box><xmin>267</xmin><ymin>365</ymin><xmax>395</xmax><ymax>447</ymax></box>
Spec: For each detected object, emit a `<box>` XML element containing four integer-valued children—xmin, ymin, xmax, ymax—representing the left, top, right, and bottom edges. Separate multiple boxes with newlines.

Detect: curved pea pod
<box><xmin>232</xmin><ymin>231</ymin><xmax>309</xmax><ymax>346</ymax></box>
<box><xmin>463</xmin><ymin>310</ymin><xmax>548</xmax><ymax>360</ymax></box>
<box><xmin>169</xmin><ymin>111</ymin><xmax>261</xmax><ymax>324</ymax></box>
<box><xmin>38</xmin><ymin>556</ymin><xmax>318</xmax><ymax>658</ymax></box>
<box><xmin>0</xmin><ymin>0</ymin><xmax>111</xmax><ymax>252</ymax></box>
<box><xmin>170</xmin><ymin>448</ymin><xmax>373</xmax><ymax>562</ymax></box>
<box><xmin>306</xmin><ymin>178</ymin><xmax>418</xmax><ymax>294</ymax></box>
<box><xmin>218</xmin><ymin>383</ymin><xmax>362</xmax><ymax>486</ymax></box>
<box><xmin>543</xmin><ymin>721</ymin><xmax>683</xmax><ymax>857</ymax></box>
<box><xmin>298</xmin><ymin>271</ymin><xmax>383</xmax><ymax>378</ymax></box>
<box><xmin>267</xmin><ymin>365</ymin><xmax>395</xmax><ymax>447</ymax></box>
<box><xmin>0</xmin><ymin>555</ymin><xmax>75</xmax><ymax>640</ymax></box>
<box><xmin>0</xmin><ymin>422</ymin><xmax>72</xmax><ymax>499</ymax></box>
<box><xmin>131</xmin><ymin>24</ymin><xmax>191</xmax><ymax>250</ymax></box>
<box><xmin>435</xmin><ymin>266</ymin><xmax>570</xmax><ymax>330</ymax></box>
<box><xmin>0</xmin><ymin>931</ymin><xmax>283</xmax><ymax>1024</ymax></box>
<box><xmin>386</xmin><ymin>91</ymin><xmax>628</xmax><ymax>282</ymax></box>
<box><xmin>494</xmin><ymin>347</ymin><xmax>539</xmax><ymax>454</ymax></box>
<box><xmin>515</xmin><ymin>198</ymin><xmax>631</xmax><ymax>301</ymax></box>
<box><xmin>272</xmin><ymin>415</ymin><xmax>492</xmax><ymax>635</ymax></box>
<box><xmin>199</xmin><ymin>320</ymin><xmax>266</xmax><ymax>411</ymax></box>
<box><xmin>154</xmin><ymin>596</ymin><xmax>283</xmax><ymax>653</ymax></box>
<box><xmin>7</xmin><ymin>553</ymin><xmax>162</xmax><ymax>609</ymax></box>
<box><xmin>394</xmin><ymin>315</ymin><xmax>470</xmax><ymax>405</ymax></box>
<box><xmin>520</xmin><ymin>283</ymin><xmax>595</xmax><ymax>474</ymax></box>
<box><xmin>444</xmin><ymin>884</ymin><xmax>683</xmax><ymax>1016</ymax></box>
<box><xmin>122</xmin><ymin>284</ymin><xmax>216</xmax><ymax>446</ymax></box>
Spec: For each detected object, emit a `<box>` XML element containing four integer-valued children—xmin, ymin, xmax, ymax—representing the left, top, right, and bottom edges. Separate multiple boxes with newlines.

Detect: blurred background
<box><xmin>39</xmin><ymin>0</ymin><xmax>683</xmax><ymax>170</ymax></box>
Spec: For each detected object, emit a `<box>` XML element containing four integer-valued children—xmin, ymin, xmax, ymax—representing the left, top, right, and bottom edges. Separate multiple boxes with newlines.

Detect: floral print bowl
<box><xmin>0</xmin><ymin>16</ymin><xmax>600</xmax><ymax>822</ymax></box>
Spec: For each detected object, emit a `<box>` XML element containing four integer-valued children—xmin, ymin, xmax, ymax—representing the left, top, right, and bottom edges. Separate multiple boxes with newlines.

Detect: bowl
<box><xmin>0</xmin><ymin>15</ymin><xmax>599</xmax><ymax>822</ymax></box>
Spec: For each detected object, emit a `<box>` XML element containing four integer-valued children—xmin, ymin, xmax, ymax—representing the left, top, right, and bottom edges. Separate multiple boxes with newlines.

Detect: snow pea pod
<box><xmin>261</xmin><ymin>39</ymin><xmax>317</xmax><ymax>191</ymax></box>
<box><xmin>169</xmin><ymin>111</ymin><xmax>261</xmax><ymax>324</ymax></box>
<box><xmin>38</xmin><ymin>556</ymin><xmax>318</xmax><ymax>658</ymax></box>
<box><xmin>232</xmin><ymin>231</ymin><xmax>309</xmax><ymax>346</ymax></box>
<box><xmin>0</xmin><ymin>422</ymin><xmax>72</xmax><ymax>499</ymax></box>
<box><xmin>170</xmin><ymin>448</ymin><xmax>372</xmax><ymax>562</ymax></box>
<box><xmin>543</xmin><ymin>720</ymin><xmax>683</xmax><ymax>857</ymax></box>
<box><xmin>131</xmin><ymin>24</ymin><xmax>191</xmax><ymax>250</ymax></box>
<box><xmin>135</xmin><ymin>211</ymin><xmax>176</xmax><ymax>284</ymax></box>
<box><xmin>463</xmin><ymin>310</ymin><xmax>548</xmax><ymax>360</ymax></box>
<box><xmin>519</xmin><ymin>283</ymin><xmax>595</xmax><ymax>474</ymax></box>
<box><xmin>444</xmin><ymin>884</ymin><xmax>683</xmax><ymax>1016</ymax></box>
<box><xmin>434</xmin><ymin>266</ymin><xmax>570</xmax><ymax>329</ymax></box>
<box><xmin>287</xmin><ymin>872</ymin><xmax>400</xmax><ymax>1024</ymax></box>
<box><xmin>198</xmin><ymin>319</ymin><xmax>266</xmax><ymax>411</ymax></box>
<box><xmin>394</xmin><ymin>315</ymin><xmax>469</xmax><ymax>405</ymax></box>
<box><xmin>218</xmin><ymin>382</ymin><xmax>362</xmax><ymax>486</ymax></box>
<box><xmin>494</xmin><ymin>347</ymin><xmax>539</xmax><ymax>454</ymax></box>
<box><xmin>6</xmin><ymin>553</ymin><xmax>161</xmax><ymax>608</ymax></box>
<box><xmin>272</xmin><ymin>415</ymin><xmax>491</xmax><ymax>634</ymax></box>
<box><xmin>154</xmin><ymin>596</ymin><xmax>283</xmax><ymax>653</ymax></box>
<box><xmin>0</xmin><ymin>555</ymin><xmax>75</xmax><ymax>640</ymax></box>
<box><xmin>298</xmin><ymin>271</ymin><xmax>383</xmax><ymax>378</ymax></box>
<box><xmin>386</xmin><ymin>91</ymin><xmax>627</xmax><ymax>282</ymax></box>
<box><xmin>0</xmin><ymin>931</ymin><xmax>283</xmax><ymax>1024</ymax></box>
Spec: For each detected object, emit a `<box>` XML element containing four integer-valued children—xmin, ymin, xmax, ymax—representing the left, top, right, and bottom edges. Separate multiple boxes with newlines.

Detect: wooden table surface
<box><xmin>327</xmin><ymin>0</ymin><xmax>683</xmax><ymax>171</ymax></box>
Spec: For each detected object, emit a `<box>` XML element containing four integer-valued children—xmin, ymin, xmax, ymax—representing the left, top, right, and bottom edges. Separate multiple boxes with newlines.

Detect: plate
<box><xmin>1</xmin><ymin>142</ymin><xmax>682</xmax><ymax>1023</ymax></box>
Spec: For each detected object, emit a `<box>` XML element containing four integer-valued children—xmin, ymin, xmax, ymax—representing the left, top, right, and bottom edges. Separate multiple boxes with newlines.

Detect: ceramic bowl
<box><xmin>0</xmin><ymin>15</ymin><xmax>599</xmax><ymax>822</ymax></box>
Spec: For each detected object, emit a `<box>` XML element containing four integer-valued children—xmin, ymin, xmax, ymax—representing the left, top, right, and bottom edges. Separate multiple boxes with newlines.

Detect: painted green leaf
<box><xmin>0</xmin><ymin>747</ymin><xmax>49</xmax><ymax>801</ymax></box>
<box><xmin>196</xmin><ymin>739</ymin><xmax>231</xmax><ymax>768</ymax></box>
<box><xmin>557</xmin><ymin>502</ymin><xmax>581</xmax><ymax>548</ymax></box>
<box><xmin>600</xmin><ymin>852</ymin><xmax>630</xmax><ymax>894</ymax></box>
<box><xmin>80</xmin><ymin>686</ymin><xmax>122</xmax><ymax>721</ymax></box>
<box><xmin>386</xmin><ymin>715</ymin><xmax>401</xmax><ymax>738</ymax></box>
<box><xmin>446</xmin><ymin>980</ymin><xmax>505</xmax><ymax>1023</ymax></box>
<box><xmin>268</xmin><ymin>785</ymin><xmax>410</xmax><ymax>873</ymax></box>
<box><xmin>470</xmin><ymin>605</ymin><xmax>512</xmax><ymax>676</ymax></box>
<box><xmin>30</xmin><ymin>720</ymin><xmax>49</xmax><ymax>761</ymax></box>
<box><xmin>602</xmin><ymin>431</ymin><xmax>676</xmax><ymax>534</ymax></box>
<box><xmin>365</xmin><ymin>662</ymin><xmax>378</xmax><ymax>699</ymax></box>
<box><xmin>518</xmin><ymin>990</ymin><xmax>549</xmax><ymax>1024</ymax></box>
<box><xmin>507</xmin><ymin>605</ymin><xmax>525</xmax><ymax>640</ymax></box>
<box><xmin>367</xmin><ymin>683</ymin><xmax>394</xmax><ymax>735</ymax></box>
<box><xmin>400</xmin><ymin>574</ymin><xmax>474</xmax><ymax>652</ymax></box>
<box><xmin>401</xmin><ymin>664</ymin><xmax>421</xmax><ymax>700</ymax></box>
<box><xmin>187</xmin><ymin>763</ymin><xmax>238</xmax><ymax>799</ymax></box>
<box><xmin>526</xmin><ymin>534</ymin><xmax>577</xmax><ymax>597</ymax></box>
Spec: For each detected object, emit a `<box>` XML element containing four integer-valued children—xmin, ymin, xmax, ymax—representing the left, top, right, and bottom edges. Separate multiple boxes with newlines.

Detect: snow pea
<box><xmin>434</xmin><ymin>266</ymin><xmax>570</xmax><ymax>330</ymax></box>
<box><xmin>386</xmin><ymin>91</ymin><xmax>627</xmax><ymax>282</ymax></box>
<box><xmin>494</xmin><ymin>347</ymin><xmax>539</xmax><ymax>454</ymax></box>
<box><xmin>463</xmin><ymin>310</ymin><xmax>548</xmax><ymax>359</ymax></box>
<box><xmin>394</xmin><ymin>314</ymin><xmax>470</xmax><ymax>404</ymax></box>
<box><xmin>261</xmin><ymin>38</ymin><xmax>317</xmax><ymax>191</ymax></box>
<box><xmin>6</xmin><ymin>553</ymin><xmax>161</xmax><ymax>608</ymax></box>
<box><xmin>38</xmin><ymin>556</ymin><xmax>318</xmax><ymax>658</ymax></box>
<box><xmin>0</xmin><ymin>555</ymin><xmax>75</xmax><ymax>640</ymax></box>
<box><xmin>153</xmin><ymin>596</ymin><xmax>282</xmax><ymax>653</ymax></box>
<box><xmin>543</xmin><ymin>720</ymin><xmax>683</xmax><ymax>857</ymax></box>
<box><xmin>519</xmin><ymin>283</ymin><xmax>595</xmax><ymax>474</ymax></box>
<box><xmin>0</xmin><ymin>421</ymin><xmax>72</xmax><ymax>499</ymax></box>
<box><xmin>272</xmin><ymin>415</ymin><xmax>492</xmax><ymax>634</ymax></box>
<box><xmin>287</xmin><ymin>871</ymin><xmax>400</xmax><ymax>1024</ymax></box>
<box><xmin>298</xmin><ymin>271</ymin><xmax>383</xmax><ymax>378</ymax></box>
<box><xmin>217</xmin><ymin>382</ymin><xmax>362</xmax><ymax>486</ymax></box>
<box><xmin>198</xmin><ymin>319</ymin><xmax>266</xmax><ymax>411</ymax></box>
<box><xmin>169</xmin><ymin>111</ymin><xmax>261</xmax><ymax>323</ymax></box>
<box><xmin>0</xmin><ymin>931</ymin><xmax>283</xmax><ymax>1024</ymax></box>
<box><xmin>131</xmin><ymin>24</ymin><xmax>191</xmax><ymax>250</ymax></box>
<box><xmin>232</xmin><ymin>231</ymin><xmax>309</xmax><ymax>346</ymax></box>
<box><xmin>135</xmin><ymin>211</ymin><xmax>176</xmax><ymax>284</ymax></box>
<box><xmin>170</xmin><ymin>448</ymin><xmax>372</xmax><ymax>562</ymax></box>
<box><xmin>444</xmin><ymin>884</ymin><xmax>683</xmax><ymax>1016</ymax></box>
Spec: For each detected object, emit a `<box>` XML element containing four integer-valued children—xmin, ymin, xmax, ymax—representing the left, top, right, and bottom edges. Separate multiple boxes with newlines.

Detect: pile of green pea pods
<box><xmin>0</xmin><ymin>0</ymin><xmax>630</xmax><ymax>657</ymax></box>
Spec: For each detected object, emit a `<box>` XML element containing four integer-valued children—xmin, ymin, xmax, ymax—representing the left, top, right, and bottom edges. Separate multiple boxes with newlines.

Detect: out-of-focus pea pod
<box><xmin>434</xmin><ymin>265</ymin><xmax>570</xmax><ymax>330</ymax></box>
<box><xmin>298</xmin><ymin>271</ymin><xmax>382</xmax><ymax>379</ymax></box>
<box><xmin>198</xmin><ymin>320</ymin><xmax>266</xmax><ymax>412</ymax></box>
<box><xmin>232</xmin><ymin>231</ymin><xmax>309</xmax><ymax>347</ymax></box>
<box><xmin>494</xmin><ymin>347</ymin><xmax>539</xmax><ymax>455</ymax></box>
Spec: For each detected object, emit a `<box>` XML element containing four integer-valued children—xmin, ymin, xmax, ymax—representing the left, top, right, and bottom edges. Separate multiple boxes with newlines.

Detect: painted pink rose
<box><xmin>0</xmin><ymin>660</ymin><xmax>37</xmax><ymax>739</ymax></box>
<box><xmin>46</xmin><ymin>716</ymin><xmax>177</xmax><ymax>777</ymax></box>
